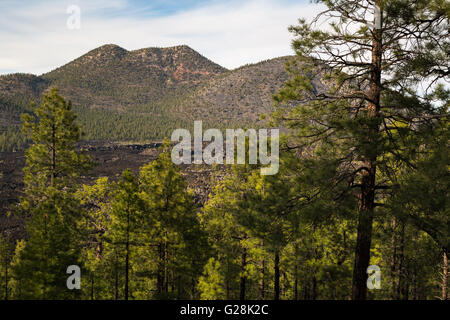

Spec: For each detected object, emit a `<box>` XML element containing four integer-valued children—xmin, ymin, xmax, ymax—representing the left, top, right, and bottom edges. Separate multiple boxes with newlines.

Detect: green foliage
<box><xmin>0</xmin><ymin>46</ymin><xmax>290</xmax><ymax>151</ymax></box>
<box><xmin>138</xmin><ymin>142</ymin><xmax>207</xmax><ymax>299</ymax></box>
<box><xmin>198</xmin><ymin>258</ymin><xmax>226</xmax><ymax>300</ymax></box>
<box><xmin>21</xmin><ymin>88</ymin><xmax>92</xmax><ymax>193</ymax></box>
<box><xmin>11</xmin><ymin>88</ymin><xmax>91</xmax><ymax>299</ymax></box>
<box><xmin>0</xmin><ymin>5</ymin><xmax>447</xmax><ymax>300</ymax></box>
<box><xmin>75</xmin><ymin>143</ymin><xmax>207</xmax><ymax>300</ymax></box>
<box><xmin>271</xmin><ymin>0</ymin><xmax>449</xmax><ymax>300</ymax></box>
<box><xmin>12</xmin><ymin>190</ymin><xmax>83</xmax><ymax>299</ymax></box>
<box><xmin>389</xmin><ymin>121</ymin><xmax>449</xmax><ymax>251</ymax></box>
<box><xmin>0</xmin><ymin>234</ymin><xmax>14</xmax><ymax>300</ymax></box>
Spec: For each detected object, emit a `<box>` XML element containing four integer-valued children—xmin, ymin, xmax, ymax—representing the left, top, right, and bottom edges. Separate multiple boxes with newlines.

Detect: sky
<box><xmin>0</xmin><ymin>0</ymin><xmax>324</xmax><ymax>75</ymax></box>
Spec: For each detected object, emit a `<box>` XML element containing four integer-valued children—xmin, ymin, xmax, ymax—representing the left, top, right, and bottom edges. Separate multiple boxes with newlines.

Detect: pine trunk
<box><xmin>396</xmin><ymin>222</ymin><xmax>405</xmax><ymax>300</ymax></box>
<box><xmin>4</xmin><ymin>256</ymin><xmax>8</xmax><ymax>300</ymax></box>
<box><xmin>351</xmin><ymin>3</ymin><xmax>382</xmax><ymax>300</ymax></box>
<box><xmin>90</xmin><ymin>275</ymin><xmax>94</xmax><ymax>300</ymax></box>
<box><xmin>240</xmin><ymin>247</ymin><xmax>247</xmax><ymax>300</ymax></box>
<box><xmin>157</xmin><ymin>242</ymin><xmax>163</xmax><ymax>294</ymax></box>
<box><xmin>443</xmin><ymin>249</ymin><xmax>448</xmax><ymax>300</ymax></box>
<box><xmin>390</xmin><ymin>217</ymin><xmax>397</xmax><ymax>299</ymax></box>
<box><xmin>274</xmin><ymin>251</ymin><xmax>280</xmax><ymax>300</ymax></box>
<box><xmin>259</xmin><ymin>258</ymin><xmax>265</xmax><ymax>300</ymax></box>
<box><xmin>312</xmin><ymin>275</ymin><xmax>317</xmax><ymax>300</ymax></box>
<box><xmin>294</xmin><ymin>264</ymin><xmax>298</xmax><ymax>300</ymax></box>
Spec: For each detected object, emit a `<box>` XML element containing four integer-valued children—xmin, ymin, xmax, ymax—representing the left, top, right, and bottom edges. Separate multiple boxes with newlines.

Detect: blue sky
<box><xmin>0</xmin><ymin>0</ymin><xmax>322</xmax><ymax>75</ymax></box>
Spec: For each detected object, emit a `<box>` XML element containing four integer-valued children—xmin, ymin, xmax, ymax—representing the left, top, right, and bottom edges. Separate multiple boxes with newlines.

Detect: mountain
<box><xmin>0</xmin><ymin>44</ymin><xmax>294</xmax><ymax>151</ymax></box>
<box><xmin>176</xmin><ymin>57</ymin><xmax>292</xmax><ymax>128</ymax></box>
<box><xmin>41</xmin><ymin>44</ymin><xmax>226</xmax><ymax>109</ymax></box>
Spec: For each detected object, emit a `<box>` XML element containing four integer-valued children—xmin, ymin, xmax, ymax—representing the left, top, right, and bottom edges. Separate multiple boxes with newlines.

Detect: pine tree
<box><xmin>201</xmin><ymin>167</ymin><xmax>254</xmax><ymax>300</ymax></box>
<box><xmin>21</xmin><ymin>87</ymin><xmax>92</xmax><ymax>193</ymax></box>
<box><xmin>107</xmin><ymin>169</ymin><xmax>143</xmax><ymax>300</ymax></box>
<box><xmin>389</xmin><ymin>121</ymin><xmax>449</xmax><ymax>299</ymax></box>
<box><xmin>139</xmin><ymin>142</ymin><xmax>206</xmax><ymax>299</ymax></box>
<box><xmin>76</xmin><ymin>177</ymin><xmax>114</xmax><ymax>300</ymax></box>
<box><xmin>234</xmin><ymin>158</ymin><xmax>299</xmax><ymax>300</ymax></box>
<box><xmin>202</xmin><ymin>150</ymin><xmax>301</xmax><ymax>300</ymax></box>
<box><xmin>8</xmin><ymin>240</ymin><xmax>26</xmax><ymax>299</ymax></box>
<box><xmin>273</xmin><ymin>0</ymin><xmax>449</xmax><ymax>299</ymax></box>
<box><xmin>198</xmin><ymin>258</ymin><xmax>226</xmax><ymax>300</ymax></box>
<box><xmin>12</xmin><ymin>88</ymin><xmax>92</xmax><ymax>299</ymax></box>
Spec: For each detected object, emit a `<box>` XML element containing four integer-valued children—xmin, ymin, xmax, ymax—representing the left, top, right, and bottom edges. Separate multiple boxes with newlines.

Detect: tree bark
<box><xmin>274</xmin><ymin>251</ymin><xmax>280</xmax><ymax>300</ymax></box>
<box><xmin>312</xmin><ymin>275</ymin><xmax>317</xmax><ymax>300</ymax></box>
<box><xmin>390</xmin><ymin>217</ymin><xmax>397</xmax><ymax>299</ymax></box>
<box><xmin>443</xmin><ymin>249</ymin><xmax>448</xmax><ymax>300</ymax></box>
<box><xmin>4</xmin><ymin>255</ymin><xmax>8</xmax><ymax>300</ymax></box>
<box><xmin>90</xmin><ymin>274</ymin><xmax>94</xmax><ymax>300</ymax></box>
<box><xmin>396</xmin><ymin>222</ymin><xmax>405</xmax><ymax>300</ymax></box>
<box><xmin>177</xmin><ymin>275</ymin><xmax>182</xmax><ymax>300</ymax></box>
<box><xmin>157</xmin><ymin>242</ymin><xmax>163</xmax><ymax>294</ymax></box>
<box><xmin>240</xmin><ymin>247</ymin><xmax>247</xmax><ymax>300</ymax></box>
<box><xmin>294</xmin><ymin>264</ymin><xmax>298</xmax><ymax>300</ymax></box>
<box><xmin>352</xmin><ymin>173</ymin><xmax>376</xmax><ymax>300</ymax></box>
<box><xmin>171</xmin><ymin>270</ymin><xmax>175</xmax><ymax>293</ymax></box>
<box><xmin>259</xmin><ymin>258</ymin><xmax>265</xmax><ymax>300</ymax></box>
<box><xmin>351</xmin><ymin>2</ymin><xmax>382</xmax><ymax>301</ymax></box>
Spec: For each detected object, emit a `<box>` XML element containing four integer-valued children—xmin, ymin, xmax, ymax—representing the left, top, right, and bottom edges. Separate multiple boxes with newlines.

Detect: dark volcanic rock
<box><xmin>0</xmin><ymin>143</ymin><xmax>220</xmax><ymax>240</ymax></box>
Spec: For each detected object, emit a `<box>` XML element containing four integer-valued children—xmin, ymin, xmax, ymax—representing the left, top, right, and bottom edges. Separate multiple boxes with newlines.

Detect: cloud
<box><xmin>0</xmin><ymin>0</ymin><xmax>324</xmax><ymax>75</ymax></box>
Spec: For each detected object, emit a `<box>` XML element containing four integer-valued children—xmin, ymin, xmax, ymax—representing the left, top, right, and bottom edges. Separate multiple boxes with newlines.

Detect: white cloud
<box><xmin>0</xmin><ymin>0</ymin><xmax>324</xmax><ymax>75</ymax></box>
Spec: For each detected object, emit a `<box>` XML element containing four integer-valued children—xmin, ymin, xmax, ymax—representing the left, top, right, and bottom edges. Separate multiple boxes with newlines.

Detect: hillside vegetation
<box><xmin>0</xmin><ymin>45</ymin><xmax>294</xmax><ymax>150</ymax></box>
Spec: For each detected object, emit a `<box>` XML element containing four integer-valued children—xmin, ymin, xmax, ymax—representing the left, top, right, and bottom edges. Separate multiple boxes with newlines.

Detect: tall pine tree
<box><xmin>12</xmin><ymin>88</ymin><xmax>92</xmax><ymax>299</ymax></box>
<box><xmin>273</xmin><ymin>0</ymin><xmax>449</xmax><ymax>299</ymax></box>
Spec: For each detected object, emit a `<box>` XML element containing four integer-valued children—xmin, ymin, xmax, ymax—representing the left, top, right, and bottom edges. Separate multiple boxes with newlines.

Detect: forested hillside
<box><xmin>0</xmin><ymin>45</ymin><xmax>295</xmax><ymax>150</ymax></box>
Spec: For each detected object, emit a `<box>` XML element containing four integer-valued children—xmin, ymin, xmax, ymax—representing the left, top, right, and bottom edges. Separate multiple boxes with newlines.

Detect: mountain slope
<box><xmin>41</xmin><ymin>44</ymin><xmax>227</xmax><ymax>110</ymax></box>
<box><xmin>0</xmin><ymin>44</ymin><xmax>297</xmax><ymax>151</ymax></box>
<box><xmin>176</xmin><ymin>57</ymin><xmax>292</xmax><ymax>128</ymax></box>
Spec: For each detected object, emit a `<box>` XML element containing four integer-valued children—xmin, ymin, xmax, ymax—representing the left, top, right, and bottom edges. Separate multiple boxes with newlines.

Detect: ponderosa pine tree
<box><xmin>77</xmin><ymin>177</ymin><xmax>114</xmax><ymax>300</ymax></box>
<box><xmin>235</xmin><ymin>162</ymin><xmax>296</xmax><ymax>300</ymax></box>
<box><xmin>202</xmin><ymin>150</ymin><xmax>303</xmax><ymax>300</ymax></box>
<box><xmin>107</xmin><ymin>170</ymin><xmax>143</xmax><ymax>300</ymax></box>
<box><xmin>388</xmin><ymin>120</ymin><xmax>449</xmax><ymax>299</ymax></box>
<box><xmin>200</xmin><ymin>165</ymin><xmax>254</xmax><ymax>300</ymax></box>
<box><xmin>12</xmin><ymin>88</ymin><xmax>92</xmax><ymax>299</ymax></box>
<box><xmin>273</xmin><ymin>0</ymin><xmax>449</xmax><ymax>299</ymax></box>
<box><xmin>21</xmin><ymin>88</ymin><xmax>92</xmax><ymax>191</ymax></box>
<box><xmin>139</xmin><ymin>142</ymin><xmax>206</xmax><ymax>299</ymax></box>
